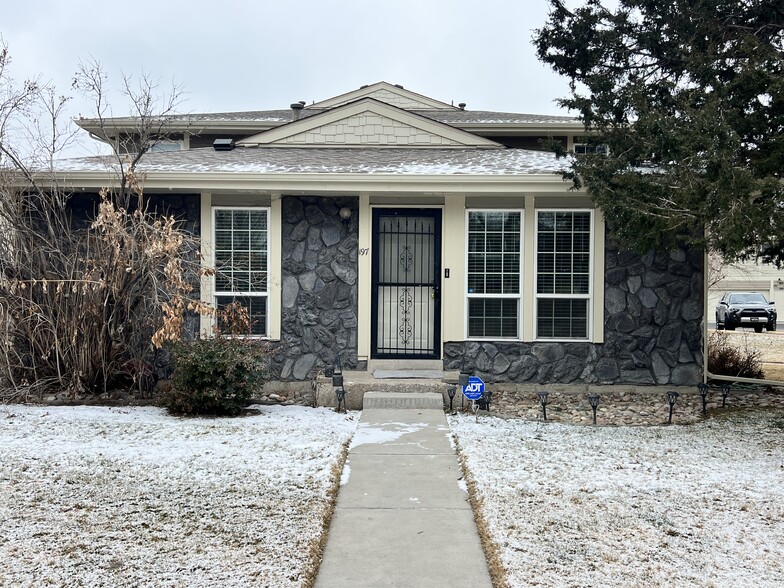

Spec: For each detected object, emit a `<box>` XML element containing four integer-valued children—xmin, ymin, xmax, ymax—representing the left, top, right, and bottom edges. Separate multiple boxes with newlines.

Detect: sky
<box><xmin>2</xmin><ymin>0</ymin><xmax>578</xmax><ymax>157</ymax></box>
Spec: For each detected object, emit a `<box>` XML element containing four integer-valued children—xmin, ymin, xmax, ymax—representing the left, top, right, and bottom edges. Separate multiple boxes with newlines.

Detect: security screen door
<box><xmin>371</xmin><ymin>209</ymin><xmax>442</xmax><ymax>359</ymax></box>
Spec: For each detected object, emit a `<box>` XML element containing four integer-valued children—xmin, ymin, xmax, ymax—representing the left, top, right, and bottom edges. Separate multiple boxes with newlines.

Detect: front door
<box><xmin>371</xmin><ymin>209</ymin><xmax>441</xmax><ymax>359</ymax></box>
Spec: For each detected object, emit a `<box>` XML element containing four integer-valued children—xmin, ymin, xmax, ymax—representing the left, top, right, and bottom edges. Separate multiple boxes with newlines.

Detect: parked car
<box><xmin>715</xmin><ymin>292</ymin><xmax>777</xmax><ymax>332</ymax></box>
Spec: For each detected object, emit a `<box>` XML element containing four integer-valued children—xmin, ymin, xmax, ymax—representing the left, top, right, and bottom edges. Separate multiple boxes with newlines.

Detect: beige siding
<box><xmin>276</xmin><ymin>112</ymin><xmax>463</xmax><ymax>146</ymax></box>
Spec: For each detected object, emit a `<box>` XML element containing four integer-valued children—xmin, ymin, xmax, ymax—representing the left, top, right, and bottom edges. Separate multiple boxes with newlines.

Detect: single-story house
<box><xmin>62</xmin><ymin>82</ymin><xmax>704</xmax><ymax>386</ymax></box>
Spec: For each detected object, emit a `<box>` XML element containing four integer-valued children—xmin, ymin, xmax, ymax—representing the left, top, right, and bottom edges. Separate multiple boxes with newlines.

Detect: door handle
<box><xmin>432</xmin><ymin>285</ymin><xmax>440</xmax><ymax>300</ymax></box>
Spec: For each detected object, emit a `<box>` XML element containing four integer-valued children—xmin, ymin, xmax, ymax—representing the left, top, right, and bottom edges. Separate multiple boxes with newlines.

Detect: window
<box><xmin>536</xmin><ymin>210</ymin><xmax>591</xmax><ymax>339</ymax></box>
<box><xmin>213</xmin><ymin>208</ymin><xmax>269</xmax><ymax>336</ymax></box>
<box><xmin>573</xmin><ymin>143</ymin><xmax>608</xmax><ymax>155</ymax></box>
<box><xmin>466</xmin><ymin>210</ymin><xmax>522</xmax><ymax>338</ymax></box>
<box><xmin>148</xmin><ymin>140</ymin><xmax>183</xmax><ymax>153</ymax></box>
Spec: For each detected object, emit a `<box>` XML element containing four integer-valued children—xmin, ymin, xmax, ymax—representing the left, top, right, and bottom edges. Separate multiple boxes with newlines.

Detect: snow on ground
<box><xmin>449</xmin><ymin>410</ymin><xmax>784</xmax><ymax>588</ymax></box>
<box><xmin>0</xmin><ymin>404</ymin><xmax>358</xmax><ymax>588</ymax></box>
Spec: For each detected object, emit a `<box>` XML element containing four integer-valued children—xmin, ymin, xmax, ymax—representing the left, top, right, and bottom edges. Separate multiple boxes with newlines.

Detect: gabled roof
<box><xmin>306</xmin><ymin>81</ymin><xmax>459</xmax><ymax>111</ymax></box>
<box><xmin>237</xmin><ymin>98</ymin><xmax>502</xmax><ymax>148</ymax></box>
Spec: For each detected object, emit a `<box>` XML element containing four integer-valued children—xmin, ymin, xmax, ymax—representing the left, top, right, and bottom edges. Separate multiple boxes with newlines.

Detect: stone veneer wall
<box><xmin>444</xmin><ymin>237</ymin><xmax>704</xmax><ymax>386</ymax></box>
<box><xmin>270</xmin><ymin>196</ymin><xmax>361</xmax><ymax>381</ymax></box>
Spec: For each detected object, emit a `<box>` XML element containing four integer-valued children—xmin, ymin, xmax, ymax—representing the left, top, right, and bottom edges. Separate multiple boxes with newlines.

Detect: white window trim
<box><xmin>464</xmin><ymin>208</ymin><xmax>525</xmax><ymax>341</ymax></box>
<box><xmin>534</xmin><ymin>208</ymin><xmax>594</xmax><ymax>342</ymax></box>
<box><xmin>212</xmin><ymin>206</ymin><xmax>270</xmax><ymax>338</ymax></box>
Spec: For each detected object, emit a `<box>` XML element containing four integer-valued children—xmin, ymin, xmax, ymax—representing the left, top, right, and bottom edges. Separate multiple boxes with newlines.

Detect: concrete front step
<box><xmin>362</xmin><ymin>391</ymin><xmax>444</xmax><ymax>410</ymax></box>
<box><xmin>315</xmin><ymin>371</ymin><xmax>454</xmax><ymax>410</ymax></box>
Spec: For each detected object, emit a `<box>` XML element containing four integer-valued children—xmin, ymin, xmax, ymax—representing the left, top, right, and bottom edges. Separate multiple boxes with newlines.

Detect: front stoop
<box><xmin>362</xmin><ymin>391</ymin><xmax>443</xmax><ymax>410</ymax></box>
<box><xmin>315</xmin><ymin>370</ymin><xmax>458</xmax><ymax>410</ymax></box>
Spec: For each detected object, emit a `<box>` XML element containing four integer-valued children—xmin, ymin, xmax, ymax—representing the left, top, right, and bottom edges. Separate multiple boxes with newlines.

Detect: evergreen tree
<box><xmin>534</xmin><ymin>0</ymin><xmax>784</xmax><ymax>264</ymax></box>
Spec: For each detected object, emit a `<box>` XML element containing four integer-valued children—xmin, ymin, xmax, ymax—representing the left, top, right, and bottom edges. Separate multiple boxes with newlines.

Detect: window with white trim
<box><xmin>536</xmin><ymin>210</ymin><xmax>592</xmax><ymax>339</ymax></box>
<box><xmin>466</xmin><ymin>210</ymin><xmax>522</xmax><ymax>338</ymax></box>
<box><xmin>213</xmin><ymin>207</ymin><xmax>269</xmax><ymax>336</ymax></box>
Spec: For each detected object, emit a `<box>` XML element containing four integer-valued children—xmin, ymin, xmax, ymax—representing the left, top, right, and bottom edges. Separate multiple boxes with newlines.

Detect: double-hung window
<box><xmin>466</xmin><ymin>210</ymin><xmax>522</xmax><ymax>338</ymax></box>
<box><xmin>536</xmin><ymin>210</ymin><xmax>592</xmax><ymax>339</ymax></box>
<box><xmin>213</xmin><ymin>207</ymin><xmax>269</xmax><ymax>336</ymax></box>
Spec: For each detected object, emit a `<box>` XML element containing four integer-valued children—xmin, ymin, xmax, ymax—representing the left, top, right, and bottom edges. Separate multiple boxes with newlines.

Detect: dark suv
<box><xmin>715</xmin><ymin>292</ymin><xmax>777</xmax><ymax>332</ymax></box>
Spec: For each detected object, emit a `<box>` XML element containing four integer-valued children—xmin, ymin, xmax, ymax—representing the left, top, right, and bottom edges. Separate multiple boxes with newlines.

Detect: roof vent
<box><xmin>394</xmin><ymin>84</ymin><xmax>404</xmax><ymax>89</ymax></box>
<box><xmin>290</xmin><ymin>102</ymin><xmax>304</xmax><ymax>120</ymax></box>
<box><xmin>458</xmin><ymin>103</ymin><xmax>466</xmax><ymax>110</ymax></box>
<box><xmin>213</xmin><ymin>138</ymin><xmax>235</xmax><ymax>151</ymax></box>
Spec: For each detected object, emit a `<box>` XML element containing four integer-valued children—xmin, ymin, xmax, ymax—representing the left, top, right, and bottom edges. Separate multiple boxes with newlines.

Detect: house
<box><xmin>66</xmin><ymin>82</ymin><xmax>704</xmax><ymax>387</ymax></box>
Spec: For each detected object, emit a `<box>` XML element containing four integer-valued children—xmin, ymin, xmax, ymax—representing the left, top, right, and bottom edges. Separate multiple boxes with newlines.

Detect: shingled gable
<box><xmin>237</xmin><ymin>98</ymin><xmax>502</xmax><ymax>148</ymax></box>
<box><xmin>306</xmin><ymin>81</ymin><xmax>459</xmax><ymax>110</ymax></box>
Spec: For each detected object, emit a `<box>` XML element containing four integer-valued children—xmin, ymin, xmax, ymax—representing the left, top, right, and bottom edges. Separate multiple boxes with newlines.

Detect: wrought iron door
<box><xmin>371</xmin><ymin>209</ymin><xmax>441</xmax><ymax>359</ymax></box>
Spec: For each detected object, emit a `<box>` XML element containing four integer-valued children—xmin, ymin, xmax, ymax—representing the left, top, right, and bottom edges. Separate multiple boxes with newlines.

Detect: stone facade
<box><xmin>270</xmin><ymin>196</ymin><xmax>361</xmax><ymax>381</ymax></box>
<box><xmin>445</xmin><ymin>237</ymin><xmax>704</xmax><ymax>387</ymax></box>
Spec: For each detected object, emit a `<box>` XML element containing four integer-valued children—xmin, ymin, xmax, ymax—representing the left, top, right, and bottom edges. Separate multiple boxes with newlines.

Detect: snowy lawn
<box><xmin>450</xmin><ymin>410</ymin><xmax>784</xmax><ymax>588</ymax></box>
<box><xmin>0</xmin><ymin>404</ymin><xmax>358</xmax><ymax>587</ymax></box>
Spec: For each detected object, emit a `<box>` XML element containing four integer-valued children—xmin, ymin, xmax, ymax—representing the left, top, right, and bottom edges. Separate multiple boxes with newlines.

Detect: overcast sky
<box><xmin>3</xmin><ymin>0</ymin><xmax>579</xmax><ymax>156</ymax></box>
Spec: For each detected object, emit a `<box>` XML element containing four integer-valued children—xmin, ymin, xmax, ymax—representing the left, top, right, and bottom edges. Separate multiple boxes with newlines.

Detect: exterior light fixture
<box><xmin>666</xmin><ymin>390</ymin><xmax>679</xmax><ymax>424</ymax></box>
<box><xmin>478</xmin><ymin>388</ymin><xmax>493</xmax><ymax>411</ymax></box>
<box><xmin>721</xmin><ymin>384</ymin><xmax>730</xmax><ymax>408</ymax></box>
<box><xmin>697</xmin><ymin>383</ymin><xmax>709</xmax><ymax>416</ymax></box>
<box><xmin>537</xmin><ymin>391</ymin><xmax>550</xmax><ymax>421</ymax></box>
<box><xmin>332</xmin><ymin>355</ymin><xmax>343</xmax><ymax>388</ymax></box>
<box><xmin>335</xmin><ymin>386</ymin><xmax>346</xmax><ymax>413</ymax></box>
<box><xmin>339</xmin><ymin>207</ymin><xmax>352</xmax><ymax>225</ymax></box>
<box><xmin>447</xmin><ymin>384</ymin><xmax>456</xmax><ymax>412</ymax></box>
<box><xmin>587</xmin><ymin>394</ymin><xmax>601</xmax><ymax>425</ymax></box>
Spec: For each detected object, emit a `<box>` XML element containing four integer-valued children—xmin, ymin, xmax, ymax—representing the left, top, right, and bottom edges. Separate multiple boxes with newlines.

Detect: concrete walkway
<box><xmin>315</xmin><ymin>392</ymin><xmax>492</xmax><ymax>588</ymax></box>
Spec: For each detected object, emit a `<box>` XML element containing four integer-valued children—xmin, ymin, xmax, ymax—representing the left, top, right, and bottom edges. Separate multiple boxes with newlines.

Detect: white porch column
<box><xmin>442</xmin><ymin>194</ymin><xmax>466</xmax><ymax>342</ymax></box>
<box><xmin>357</xmin><ymin>193</ymin><xmax>371</xmax><ymax>361</ymax></box>
<box><xmin>199</xmin><ymin>192</ymin><xmax>213</xmax><ymax>337</ymax></box>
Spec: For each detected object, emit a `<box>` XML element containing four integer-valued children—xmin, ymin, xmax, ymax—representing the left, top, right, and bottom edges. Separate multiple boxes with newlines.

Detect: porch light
<box><xmin>537</xmin><ymin>391</ymin><xmax>549</xmax><ymax>421</ymax></box>
<box><xmin>339</xmin><ymin>207</ymin><xmax>352</xmax><ymax>224</ymax></box>
<box><xmin>666</xmin><ymin>390</ymin><xmax>679</xmax><ymax>424</ymax></box>
<box><xmin>697</xmin><ymin>383</ymin><xmax>709</xmax><ymax>416</ymax></box>
<box><xmin>587</xmin><ymin>394</ymin><xmax>600</xmax><ymax>425</ymax></box>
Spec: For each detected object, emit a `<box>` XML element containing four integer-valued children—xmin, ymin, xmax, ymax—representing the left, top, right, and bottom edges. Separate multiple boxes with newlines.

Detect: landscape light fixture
<box><xmin>721</xmin><ymin>384</ymin><xmax>730</xmax><ymax>408</ymax></box>
<box><xmin>587</xmin><ymin>394</ymin><xmax>601</xmax><ymax>425</ymax></box>
<box><xmin>537</xmin><ymin>390</ymin><xmax>550</xmax><ymax>421</ymax></box>
<box><xmin>666</xmin><ymin>390</ymin><xmax>679</xmax><ymax>424</ymax></box>
<box><xmin>697</xmin><ymin>383</ymin><xmax>709</xmax><ymax>416</ymax></box>
<box><xmin>335</xmin><ymin>386</ymin><xmax>346</xmax><ymax>413</ymax></box>
<box><xmin>332</xmin><ymin>355</ymin><xmax>343</xmax><ymax>388</ymax></box>
<box><xmin>447</xmin><ymin>384</ymin><xmax>456</xmax><ymax>412</ymax></box>
<box><xmin>478</xmin><ymin>388</ymin><xmax>493</xmax><ymax>411</ymax></box>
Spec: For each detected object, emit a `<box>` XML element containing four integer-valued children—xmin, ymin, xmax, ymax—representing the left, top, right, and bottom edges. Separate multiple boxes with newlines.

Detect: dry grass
<box><xmin>453</xmin><ymin>433</ymin><xmax>509</xmax><ymax>588</ymax></box>
<box><xmin>302</xmin><ymin>438</ymin><xmax>352</xmax><ymax>588</ymax></box>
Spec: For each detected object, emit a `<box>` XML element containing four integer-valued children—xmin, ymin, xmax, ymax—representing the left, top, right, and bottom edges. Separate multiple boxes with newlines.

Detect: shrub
<box><xmin>707</xmin><ymin>331</ymin><xmax>765</xmax><ymax>380</ymax></box>
<box><xmin>163</xmin><ymin>336</ymin><xmax>269</xmax><ymax>416</ymax></box>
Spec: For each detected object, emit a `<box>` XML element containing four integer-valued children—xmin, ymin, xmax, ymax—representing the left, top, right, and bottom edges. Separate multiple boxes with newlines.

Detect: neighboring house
<box><xmin>63</xmin><ymin>82</ymin><xmax>703</xmax><ymax>386</ymax></box>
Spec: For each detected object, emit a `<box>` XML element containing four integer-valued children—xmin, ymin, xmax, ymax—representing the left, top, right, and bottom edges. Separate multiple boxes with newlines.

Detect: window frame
<box><xmin>534</xmin><ymin>208</ymin><xmax>593</xmax><ymax>341</ymax></box>
<box><xmin>464</xmin><ymin>208</ymin><xmax>524</xmax><ymax>341</ymax></box>
<box><xmin>212</xmin><ymin>206</ymin><xmax>270</xmax><ymax>338</ymax></box>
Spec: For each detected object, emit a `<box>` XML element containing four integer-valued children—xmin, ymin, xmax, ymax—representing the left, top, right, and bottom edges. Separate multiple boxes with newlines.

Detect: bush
<box><xmin>162</xmin><ymin>337</ymin><xmax>268</xmax><ymax>416</ymax></box>
<box><xmin>707</xmin><ymin>331</ymin><xmax>765</xmax><ymax>380</ymax></box>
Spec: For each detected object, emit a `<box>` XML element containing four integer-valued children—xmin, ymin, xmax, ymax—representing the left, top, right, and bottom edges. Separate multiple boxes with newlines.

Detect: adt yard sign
<box><xmin>462</xmin><ymin>376</ymin><xmax>485</xmax><ymax>400</ymax></box>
